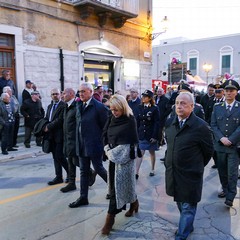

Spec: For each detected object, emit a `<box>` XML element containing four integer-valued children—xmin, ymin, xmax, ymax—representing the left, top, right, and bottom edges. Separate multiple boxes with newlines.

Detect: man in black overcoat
<box><xmin>165</xmin><ymin>92</ymin><xmax>213</xmax><ymax>240</ymax></box>
<box><xmin>68</xmin><ymin>82</ymin><xmax>108</xmax><ymax>208</ymax></box>
<box><xmin>44</xmin><ymin>88</ymin><xmax>68</xmax><ymax>185</ymax></box>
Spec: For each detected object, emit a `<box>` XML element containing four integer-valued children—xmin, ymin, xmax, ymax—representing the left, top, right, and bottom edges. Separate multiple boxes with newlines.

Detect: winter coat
<box><xmin>165</xmin><ymin>112</ymin><xmax>213</xmax><ymax>203</ymax></box>
<box><xmin>63</xmin><ymin>100</ymin><xmax>77</xmax><ymax>157</ymax></box>
<box><xmin>104</xmin><ymin>144</ymin><xmax>136</xmax><ymax>209</ymax></box>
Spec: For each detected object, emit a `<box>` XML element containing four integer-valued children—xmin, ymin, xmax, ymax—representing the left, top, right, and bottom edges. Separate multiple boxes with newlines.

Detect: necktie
<box><xmin>226</xmin><ymin>105</ymin><xmax>231</xmax><ymax>115</ymax></box>
<box><xmin>179</xmin><ymin>120</ymin><xmax>184</xmax><ymax>128</ymax></box>
<box><xmin>50</xmin><ymin>103</ymin><xmax>57</xmax><ymax>121</ymax></box>
<box><xmin>82</xmin><ymin>102</ymin><xmax>87</xmax><ymax>111</ymax></box>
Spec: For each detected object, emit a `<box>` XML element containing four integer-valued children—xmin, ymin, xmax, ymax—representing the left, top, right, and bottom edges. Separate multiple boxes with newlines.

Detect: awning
<box><xmin>81</xmin><ymin>51</ymin><xmax>123</xmax><ymax>62</ymax></box>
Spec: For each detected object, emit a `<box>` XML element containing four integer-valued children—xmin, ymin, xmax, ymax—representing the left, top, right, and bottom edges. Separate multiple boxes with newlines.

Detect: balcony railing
<box><xmin>63</xmin><ymin>0</ymin><xmax>139</xmax><ymax>15</ymax></box>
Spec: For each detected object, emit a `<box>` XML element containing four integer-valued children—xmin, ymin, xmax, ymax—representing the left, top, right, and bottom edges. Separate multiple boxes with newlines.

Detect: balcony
<box><xmin>63</xmin><ymin>0</ymin><xmax>139</xmax><ymax>28</ymax></box>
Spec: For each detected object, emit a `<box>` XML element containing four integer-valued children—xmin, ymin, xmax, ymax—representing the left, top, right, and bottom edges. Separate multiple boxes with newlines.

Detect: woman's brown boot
<box><xmin>101</xmin><ymin>214</ymin><xmax>115</xmax><ymax>235</ymax></box>
<box><xmin>125</xmin><ymin>199</ymin><xmax>139</xmax><ymax>217</ymax></box>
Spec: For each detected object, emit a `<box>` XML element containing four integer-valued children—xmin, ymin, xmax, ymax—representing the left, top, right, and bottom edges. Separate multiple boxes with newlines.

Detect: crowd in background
<box><xmin>1</xmin><ymin>68</ymin><xmax>240</xmax><ymax>240</ymax></box>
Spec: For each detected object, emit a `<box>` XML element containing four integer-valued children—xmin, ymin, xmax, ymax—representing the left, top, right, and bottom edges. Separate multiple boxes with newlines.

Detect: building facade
<box><xmin>152</xmin><ymin>34</ymin><xmax>240</xmax><ymax>86</ymax></box>
<box><xmin>0</xmin><ymin>0</ymin><xmax>154</xmax><ymax>108</ymax></box>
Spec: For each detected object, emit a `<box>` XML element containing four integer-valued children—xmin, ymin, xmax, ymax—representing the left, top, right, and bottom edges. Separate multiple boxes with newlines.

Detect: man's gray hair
<box><xmin>178</xmin><ymin>92</ymin><xmax>195</xmax><ymax>104</ymax></box>
<box><xmin>3</xmin><ymin>86</ymin><xmax>12</xmax><ymax>93</ymax></box>
<box><xmin>80</xmin><ymin>82</ymin><xmax>93</xmax><ymax>92</ymax></box>
<box><xmin>1</xmin><ymin>92</ymin><xmax>9</xmax><ymax>100</ymax></box>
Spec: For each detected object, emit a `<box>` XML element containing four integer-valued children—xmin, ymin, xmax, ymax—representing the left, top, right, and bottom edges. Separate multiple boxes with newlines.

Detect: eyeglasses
<box><xmin>51</xmin><ymin>93</ymin><xmax>59</xmax><ymax>96</ymax></box>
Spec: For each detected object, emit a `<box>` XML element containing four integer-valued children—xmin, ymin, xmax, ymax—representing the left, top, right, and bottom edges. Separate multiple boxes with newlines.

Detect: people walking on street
<box><xmin>101</xmin><ymin>94</ymin><xmax>139</xmax><ymax>235</ymax></box>
<box><xmin>21</xmin><ymin>91</ymin><xmax>45</xmax><ymax>148</ymax></box>
<box><xmin>0</xmin><ymin>93</ymin><xmax>16</xmax><ymax>154</ymax></box>
<box><xmin>68</xmin><ymin>82</ymin><xmax>108</xmax><ymax>208</ymax></box>
<box><xmin>44</xmin><ymin>88</ymin><xmax>68</xmax><ymax>185</ymax></box>
<box><xmin>2</xmin><ymin>86</ymin><xmax>20</xmax><ymax>147</ymax></box>
<box><xmin>0</xmin><ymin>70</ymin><xmax>16</xmax><ymax>96</ymax></box>
<box><xmin>135</xmin><ymin>90</ymin><xmax>160</xmax><ymax>178</ymax></box>
<box><xmin>165</xmin><ymin>92</ymin><xmax>213</xmax><ymax>240</ymax></box>
<box><xmin>205</xmin><ymin>84</ymin><xmax>225</xmax><ymax>169</ymax></box>
<box><xmin>211</xmin><ymin>80</ymin><xmax>240</xmax><ymax>207</ymax></box>
<box><xmin>154</xmin><ymin>87</ymin><xmax>171</xmax><ymax>147</ymax></box>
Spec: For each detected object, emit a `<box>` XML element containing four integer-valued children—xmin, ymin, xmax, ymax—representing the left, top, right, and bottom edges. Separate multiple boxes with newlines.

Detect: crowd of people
<box><xmin>1</xmin><ymin>68</ymin><xmax>240</xmax><ymax>240</ymax></box>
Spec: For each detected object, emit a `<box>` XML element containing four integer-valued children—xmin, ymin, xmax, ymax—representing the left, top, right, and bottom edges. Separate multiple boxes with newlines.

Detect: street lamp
<box><xmin>150</xmin><ymin>16</ymin><xmax>168</xmax><ymax>41</ymax></box>
<box><xmin>203</xmin><ymin>63</ymin><xmax>212</xmax><ymax>84</ymax></box>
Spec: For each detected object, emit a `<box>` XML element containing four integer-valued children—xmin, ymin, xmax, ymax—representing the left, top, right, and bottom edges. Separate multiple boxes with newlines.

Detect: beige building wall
<box><xmin>0</xmin><ymin>0</ymin><xmax>153</xmax><ymax>107</ymax></box>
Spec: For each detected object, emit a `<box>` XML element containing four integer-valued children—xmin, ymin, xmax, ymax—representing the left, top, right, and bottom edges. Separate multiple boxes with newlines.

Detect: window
<box><xmin>187</xmin><ymin>50</ymin><xmax>199</xmax><ymax>76</ymax></box>
<box><xmin>189</xmin><ymin>58</ymin><xmax>197</xmax><ymax>76</ymax></box>
<box><xmin>219</xmin><ymin>46</ymin><xmax>233</xmax><ymax>75</ymax></box>
<box><xmin>221</xmin><ymin>55</ymin><xmax>230</xmax><ymax>74</ymax></box>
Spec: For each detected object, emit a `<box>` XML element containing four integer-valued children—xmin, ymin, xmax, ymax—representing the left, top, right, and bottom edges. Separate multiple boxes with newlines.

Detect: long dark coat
<box><xmin>76</xmin><ymin>98</ymin><xmax>108</xmax><ymax>158</ymax></box>
<box><xmin>165</xmin><ymin>112</ymin><xmax>213</xmax><ymax>203</ymax></box>
<box><xmin>20</xmin><ymin>99</ymin><xmax>45</xmax><ymax>128</ymax></box>
<box><xmin>45</xmin><ymin>101</ymin><xmax>66</xmax><ymax>144</ymax></box>
<box><xmin>63</xmin><ymin>100</ymin><xmax>77</xmax><ymax>157</ymax></box>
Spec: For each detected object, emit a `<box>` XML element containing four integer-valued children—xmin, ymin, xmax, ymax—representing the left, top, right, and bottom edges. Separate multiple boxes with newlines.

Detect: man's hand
<box><xmin>220</xmin><ymin>137</ymin><xmax>232</xmax><ymax>146</ymax></box>
<box><xmin>44</xmin><ymin>126</ymin><xmax>48</xmax><ymax>132</ymax></box>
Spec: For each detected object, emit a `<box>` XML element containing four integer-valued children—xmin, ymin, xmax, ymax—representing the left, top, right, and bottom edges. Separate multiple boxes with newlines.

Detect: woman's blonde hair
<box><xmin>109</xmin><ymin>94</ymin><xmax>133</xmax><ymax>117</ymax></box>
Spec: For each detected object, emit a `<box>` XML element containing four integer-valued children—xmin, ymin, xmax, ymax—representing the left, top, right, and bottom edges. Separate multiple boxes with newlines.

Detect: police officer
<box><xmin>211</xmin><ymin>80</ymin><xmax>240</xmax><ymax>207</ymax></box>
<box><xmin>205</xmin><ymin>84</ymin><xmax>225</xmax><ymax>168</ymax></box>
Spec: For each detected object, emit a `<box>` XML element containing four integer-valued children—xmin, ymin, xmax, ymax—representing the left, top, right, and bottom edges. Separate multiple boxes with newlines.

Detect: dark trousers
<box><xmin>1</xmin><ymin>122</ymin><xmax>14</xmax><ymax>151</ymax></box>
<box><xmin>217</xmin><ymin>151</ymin><xmax>239</xmax><ymax>201</ymax></box>
<box><xmin>13</xmin><ymin>114</ymin><xmax>20</xmax><ymax>146</ymax></box>
<box><xmin>24</xmin><ymin>126</ymin><xmax>42</xmax><ymax>145</ymax></box>
<box><xmin>79</xmin><ymin>155</ymin><xmax>107</xmax><ymax>199</ymax></box>
<box><xmin>108</xmin><ymin>161</ymin><xmax>125</xmax><ymax>215</ymax></box>
<box><xmin>67</xmin><ymin>156</ymin><xmax>78</xmax><ymax>183</ymax></box>
<box><xmin>51</xmin><ymin>142</ymin><xmax>68</xmax><ymax>179</ymax></box>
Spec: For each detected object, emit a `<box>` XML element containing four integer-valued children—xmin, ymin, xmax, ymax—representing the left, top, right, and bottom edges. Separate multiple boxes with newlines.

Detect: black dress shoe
<box><xmin>218</xmin><ymin>191</ymin><xmax>226</xmax><ymax>198</ymax></box>
<box><xmin>224</xmin><ymin>199</ymin><xmax>233</xmax><ymax>207</ymax></box>
<box><xmin>89</xmin><ymin>168</ymin><xmax>97</xmax><ymax>186</ymax></box>
<box><xmin>25</xmin><ymin>144</ymin><xmax>31</xmax><ymax>148</ymax></box>
<box><xmin>69</xmin><ymin>197</ymin><xmax>89</xmax><ymax>208</ymax></box>
<box><xmin>48</xmin><ymin>177</ymin><xmax>63</xmax><ymax>185</ymax></box>
<box><xmin>2</xmin><ymin>151</ymin><xmax>8</xmax><ymax>155</ymax></box>
<box><xmin>7</xmin><ymin>148</ymin><xmax>18</xmax><ymax>151</ymax></box>
<box><xmin>13</xmin><ymin>145</ymin><xmax>19</xmax><ymax>148</ymax></box>
<box><xmin>135</xmin><ymin>174</ymin><xmax>139</xmax><ymax>180</ymax></box>
<box><xmin>60</xmin><ymin>183</ymin><xmax>76</xmax><ymax>193</ymax></box>
<box><xmin>211</xmin><ymin>164</ymin><xmax>217</xmax><ymax>169</ymax></box>
<box><xmin>106</xmin><ymin>194</ymin><xmax>111</xmax><ymax>199</ymax></box>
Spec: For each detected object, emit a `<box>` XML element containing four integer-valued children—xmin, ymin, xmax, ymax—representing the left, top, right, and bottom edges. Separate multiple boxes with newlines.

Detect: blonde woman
<box><xmin>101</xmin><ymin>94</ymin><xmax>139</xmax><ymax>235</ymax></box>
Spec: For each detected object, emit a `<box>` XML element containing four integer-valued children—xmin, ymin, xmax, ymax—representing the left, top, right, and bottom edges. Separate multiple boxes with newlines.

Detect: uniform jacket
<box><xmin>44</xmin><ymin>100</ymin><xmax>66</xmax><ymax>144</ymax></box>
<box><xmin>205</xmin><ymin>97</ymin><xmax>225</xmax><ymax>124</ymax></box>
<box><xmin>211</xmin><ymin>101</ymin><xmax>240</xmax><ymax>153</ymax></box>
<box><xmin>165</xmin><ymin>112</ymin><xmax>213</xmax><ymax>203</ymax></box>
<box><xmin>20</xmin><ymin>99</ymin><xmax>45</xmax><ymax>128</ymax></box>
<box><xmin>63</xmin><ymin>100</ymin><xmax>77</xmax><ymax>157</ymax></box>
<box><xmin>76</xmin><ymin>98</ymin><xmax>108</xmax><ymax>158</ymax></box>
<box><xmin>136</xmin><ymin>104</ymin><xmax>160</xmax><ymax>141</ymax></box>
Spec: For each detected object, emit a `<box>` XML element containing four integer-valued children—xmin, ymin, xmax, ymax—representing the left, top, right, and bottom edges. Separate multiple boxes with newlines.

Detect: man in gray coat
<box><xmin>211</xmin><ymin>80</ymin><xmax>240</xmax><ymax>207</ymax></box>
<box><xmin>165</xmin><ymin>92</ymin><xmax>213</xmax><ymax>240</ymax></box>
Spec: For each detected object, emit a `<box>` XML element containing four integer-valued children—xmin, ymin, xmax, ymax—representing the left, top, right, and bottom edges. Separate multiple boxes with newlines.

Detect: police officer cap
<box><xmin>142</xmin><ymin>90</ymin><xmax>154</xmax><ymax>98</ymax></box>
<box><xmin>222</xmin><ymin>80</ymin><xmax>240</xmax><ymax>90</ymax></box>
<box><xmin>177</xmin><ymin>82</ymin><xmax>192</xmax><ymax>93</ymax></box>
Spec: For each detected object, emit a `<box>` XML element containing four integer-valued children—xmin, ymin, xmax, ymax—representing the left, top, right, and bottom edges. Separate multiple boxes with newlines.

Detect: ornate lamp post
<box><xmin>203</xmin><ymin>63</ymin><xmax>212</xmax><ymax>84</ymax></box>
<box><xmin>150</xmin><ymin>16</ymin><xmax>168</xmax><ymax>41</ymax></box>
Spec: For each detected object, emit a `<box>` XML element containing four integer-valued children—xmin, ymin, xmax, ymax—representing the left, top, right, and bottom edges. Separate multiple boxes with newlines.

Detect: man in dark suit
<box><xmin>165</xmin><ymin>92</ymin><xmax>213</xmax><ymax>240</ymax></box>
<box><xmin>128</xmin><ymin>88</ymin><xmax>141</xmax><ymax>118</ymax></box>
<box><xmin>211</xmin><ymin>80</ymin><xmax>240</xmax><ymax>207</ymax></box>
<box><xmin>200</xmin><ymin>83</ymin><xmax>215</xmax><ymax>114</ymax></box>
<box><xmin>69</xmin><ymin>82</ymin><xmax>108</xmax><ymax>208</ymax></box>
<box><xmin>0</xmin><ymin>70</ymin><xmax>16</xmax><ymax>96</ymax></box>
<box><xmin>154</xmin><ymin>87</ymin><xmax>171</xmax><ymax>146</ymax></box>
<box><xmin>44</xmin><ymin>88</ymin><xmax>68</xmax><ymax>185</ymax></box>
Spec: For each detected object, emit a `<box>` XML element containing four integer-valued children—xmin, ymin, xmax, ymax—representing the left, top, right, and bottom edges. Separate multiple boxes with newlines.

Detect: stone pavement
<box><xmin>1</xmin><ymin>144</ymin><xmax>240</xmax><ymax>240</ymax></box>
